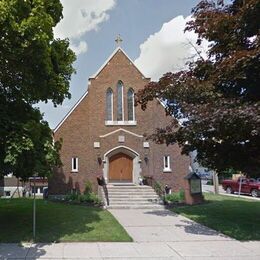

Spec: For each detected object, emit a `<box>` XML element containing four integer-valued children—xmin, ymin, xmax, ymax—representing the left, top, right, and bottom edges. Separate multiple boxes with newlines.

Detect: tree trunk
<box><xmin>213</xmin><ymin>171</ymin><xmax>219</xmax><ymax>194</ymax></box>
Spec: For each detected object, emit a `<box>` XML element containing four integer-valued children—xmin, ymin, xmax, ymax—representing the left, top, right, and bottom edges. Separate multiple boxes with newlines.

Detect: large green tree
<box><xmin>0</xmin><ymin>0</ymin><xmax>76</xmax><ymax>180</ymax></box>
<box><xmin>137</xmin><ymin>0</ymin><xmax>260</xmax><ymax>177</ymax></box>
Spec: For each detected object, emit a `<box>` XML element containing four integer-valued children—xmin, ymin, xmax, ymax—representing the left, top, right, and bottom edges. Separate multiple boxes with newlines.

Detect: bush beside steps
<box><xmin>163</xmin><ymin>189</ymin><xmax>185</xmax><ymax>207</ymax></box>
<box><xmin>64</xmin><ymin>192</ymin><xmax>102</xmax><ymax>207</ymax></box>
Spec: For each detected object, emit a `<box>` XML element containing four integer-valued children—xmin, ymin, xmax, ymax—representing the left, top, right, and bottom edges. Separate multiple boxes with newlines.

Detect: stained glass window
<box><xmin>106</xmin><ymin>88</ymin><xmax>113</xmax><ymax>121</ymax></box>
<box><xmin>127</xmin><ymin>88</ymin><xmax>134</xmax><ymax>121</ymax></box>
<box><xmin>117</xmin><ymin>81</ymin><xmax>123</xmax><ymax>121</ymax></box>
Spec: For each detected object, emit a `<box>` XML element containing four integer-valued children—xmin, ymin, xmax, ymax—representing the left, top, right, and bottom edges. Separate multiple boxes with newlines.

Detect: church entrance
<box><xmin>109</xmin><ymin>152</ymin><xmax>133</xmax><ymax>182</ymax></box>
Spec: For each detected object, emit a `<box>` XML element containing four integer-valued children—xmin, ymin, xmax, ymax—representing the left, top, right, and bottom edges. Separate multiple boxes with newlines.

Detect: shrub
<box><xmin>84</xmin><ymin>180</ymin><xmax>92</xmax><ymax>194</ymax></box>
<box><xmin>153</xmin><ymin>181</ymin><xmax>163</xmax><ymax>196</ymax></box>
<box><xmin>65</xmin><ymin>192</ymin><xmax>79</xmax><ymax>201</ymax></box>
<box><xmin>163</xmin><ymin>189</ymin><xmax>185</xmax><ymax>204</ymax></box>
<box><xmin>164</xmin><ymin>193</ymin><xmax>180</xmax><ymax>202</ymax></box>
<box><xmin>78</xmin><ymin>193</ymin><xmax>102</xmax><ymax>205</ymax></box>
<box><xmin>64</xmin><ymin>190</ymin><xmax>102</xmax><ymax>206</ymax></box>
<box><xmin>179</xmin><ymin>188</ymin><xmax>185</xmax><ymax>202</ymax></box>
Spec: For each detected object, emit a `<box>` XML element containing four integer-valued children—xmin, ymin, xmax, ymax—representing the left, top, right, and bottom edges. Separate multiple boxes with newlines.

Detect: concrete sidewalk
<box><xmin>1</xmin><ymin>241</ymin><xmax>260</xmax><ymax>259</ymax></box>
<box><xmin>1</xmin><ymin>208</ymin><xmax>259</xmax><ymax>259</ymax></box>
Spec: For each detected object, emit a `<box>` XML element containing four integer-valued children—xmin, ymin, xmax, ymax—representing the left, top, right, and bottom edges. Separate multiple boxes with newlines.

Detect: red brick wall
<box><xmin>49</xmin><ymin>49</ymin><xmax>190</xmax><ymax>195</ymax></box>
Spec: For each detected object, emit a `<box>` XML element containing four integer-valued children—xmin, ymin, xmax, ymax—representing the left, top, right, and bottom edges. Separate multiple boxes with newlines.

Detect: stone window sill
<box><xmin>105</xmin><ymin>120</ymin><xmax>137</xmax><ymax>126</ymax></box>
<box><xmin>163</xmin><ymin>169</ymin><xmax>172</xmax><ymax>173</ymax></box>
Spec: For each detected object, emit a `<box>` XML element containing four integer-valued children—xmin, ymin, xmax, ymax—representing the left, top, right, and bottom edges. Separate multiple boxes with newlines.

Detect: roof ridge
<box><xmin>89</xmin><ymin>47</ymin><xmax>150</xmax><ymax>79</ymax></box>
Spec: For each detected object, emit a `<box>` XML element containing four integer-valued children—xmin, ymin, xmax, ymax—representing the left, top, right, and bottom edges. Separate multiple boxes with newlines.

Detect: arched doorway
<box><xmin>103</xmin><ymin>146</ymin><xmax>141</xmax><ymax>184</ymax></box>
<box><xmin>109</xmin><ymin>152</ymin><xmax>133</xmax><ymax>182</ymax></box>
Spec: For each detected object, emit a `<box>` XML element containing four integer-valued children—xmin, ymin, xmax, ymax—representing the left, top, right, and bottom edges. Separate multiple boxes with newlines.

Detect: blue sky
<box><xmin>39</xmin><ymin>0</ymin><xmax>205</xmax><ymax>129</ymax></box>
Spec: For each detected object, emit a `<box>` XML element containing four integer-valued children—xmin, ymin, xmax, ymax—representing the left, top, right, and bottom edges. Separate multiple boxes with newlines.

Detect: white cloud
<box><xmin>135</xmin><ymin>15</ymin><xmax>209</xmax><ymax>81</ymax></box>
<box><xmin>70</xmin><ymin>41</ymin><xmax>88</xmax><ymax>55</ymax></box>
<box><xmin>54</xmin><ymin>0</ymin><xmax>116</xmax><ymax>55</ymax></box>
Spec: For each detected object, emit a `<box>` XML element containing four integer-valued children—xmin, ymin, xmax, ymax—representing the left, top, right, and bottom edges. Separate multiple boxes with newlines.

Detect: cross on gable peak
<box><xmin>115</xmin><ymin>34</ymin><xmax>123</xmax><ymax>46</ymax></box>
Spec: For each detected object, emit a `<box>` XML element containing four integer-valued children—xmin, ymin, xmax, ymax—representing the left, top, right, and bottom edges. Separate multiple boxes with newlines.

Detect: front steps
<box><xmin>103</xmin><ymin>184</ymin><xmax>164</xmax><ymax>209</ymax></box>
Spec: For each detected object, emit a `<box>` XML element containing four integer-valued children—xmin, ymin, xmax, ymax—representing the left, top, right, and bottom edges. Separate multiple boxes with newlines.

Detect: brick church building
<box><xmin>49</xmin><ymin>46</ymin><xmax>190</xmax><ymax>196</ymax></box>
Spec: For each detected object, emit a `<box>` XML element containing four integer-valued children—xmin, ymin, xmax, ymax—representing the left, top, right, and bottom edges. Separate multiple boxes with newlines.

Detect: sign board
<box><xmin>190</xmin><ymin>178</ymin><xmax>201</xmax><ymax>194</ymax></box>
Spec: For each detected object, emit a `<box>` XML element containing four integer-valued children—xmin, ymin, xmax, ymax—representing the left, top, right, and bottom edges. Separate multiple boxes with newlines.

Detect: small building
<box><xmin>28</xmin><ymin>177</ymin><xmax>48</xmax><ymax>197</ymax></box>
<box><xmin>0</xmin><ymin>174</ymin><xmax>48</xmax><ymax>198</ymax></box>
<box><xmin>0</xmin><ymin>173</ymin><xmax>23</xmax><ymax>198</ymax></box>
<box><xmin>49</xmin><ymin>46</ymin><xmax>191</xmax><ymax>196</ymax></box>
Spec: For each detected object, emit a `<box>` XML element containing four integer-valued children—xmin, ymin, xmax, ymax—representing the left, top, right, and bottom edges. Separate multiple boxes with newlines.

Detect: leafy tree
<box><xmin>0</xmin><ymin>0</ymin><xmax>76</xmax><ymax>180</ymax></box>
<box><xmin>136</xmin><ymin>0</ymin><xmax>260</xmax><ymax>177</ymax></box>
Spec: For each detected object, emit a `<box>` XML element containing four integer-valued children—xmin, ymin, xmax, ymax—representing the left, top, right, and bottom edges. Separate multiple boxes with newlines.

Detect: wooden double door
<box><xmin>109</xmin><ymin>153</ymin><xmax>133</xmax><ymax>182</ymax></box>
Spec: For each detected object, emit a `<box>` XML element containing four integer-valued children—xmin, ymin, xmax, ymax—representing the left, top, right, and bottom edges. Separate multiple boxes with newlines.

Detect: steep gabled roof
<box><xmin>53</xmin><ymin>91</ymin><xmax>88</xmax><ymax>133</ymax></box>
<box><xmin>89</xmin><ymin>47</ymin><xmax>150</xmax><ymax>80</ymax></box>
<box><xmin>54</xmin><ymin>47</ymin><xmax>151</xmax><ymax>133</ymax></box>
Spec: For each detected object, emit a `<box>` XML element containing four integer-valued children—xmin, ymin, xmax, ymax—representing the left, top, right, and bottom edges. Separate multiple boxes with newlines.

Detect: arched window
<box><xmin>106</xmin><ymin>88</ymin><xmax>113</xmax><ymax>121</ymax></box>
<box><xmin>127</xmin><ymin>88</ymin><xmax>134</xmax><ymax>121</ymax></box>
<box><xmin>117</xmin><ymin>81</ymin><xmax>123</xmax><ymax>121</ymax></box>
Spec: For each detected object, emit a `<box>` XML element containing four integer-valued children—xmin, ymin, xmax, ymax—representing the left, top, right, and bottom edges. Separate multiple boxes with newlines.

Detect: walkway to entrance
<box><xmin>109</xmin><ymin>208</ymin><xmax>230</xmax><ymax>242</ymax></box>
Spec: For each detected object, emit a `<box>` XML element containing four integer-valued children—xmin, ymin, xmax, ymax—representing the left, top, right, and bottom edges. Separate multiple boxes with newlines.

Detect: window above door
<box><xmin>105</xmin><ymin>81</ymin><xmax>137</xmax><ymax>126</ymax></box>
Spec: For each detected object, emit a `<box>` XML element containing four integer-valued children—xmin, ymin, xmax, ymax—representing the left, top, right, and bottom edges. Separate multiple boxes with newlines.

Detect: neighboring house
<box><xmin>49</xmin><ymin>47</ymin><xmax>190</xmax><ymax>196</ymax></box>
<box><xmin>0</xmin><ymin>173</ymin><xmax>23</xmax><ymax>198</ymax></box>
<box><xmin>0</xmin><ymin>174</ymin><xmax>48</xmax><ymax>198</ymax></box>
<box><xmin>190</xmin><ymin>151</ymin><xmax>214</xmax><ymax>179</ymax></box>
<box><xmin>28</xmin><ymin>177</ymin><xmax>48</xmax><ymax>197</ymax></box>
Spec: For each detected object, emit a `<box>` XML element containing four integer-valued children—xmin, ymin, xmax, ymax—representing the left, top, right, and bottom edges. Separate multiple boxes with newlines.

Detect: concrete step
<box><xmin>107</xmin><ymin>187</ymin><xmax>154</xmax><ymax>190</ymax></box>
<box><xmin>107</xmin><ymin>188</ymin><xmax>154</xmax><ymax>191</ymax></box>
<box><xmin>108</xmin><ymin>195</ymin><xmax>159</xmax><ymax>199</ymax></box>
<box><xmin>107</xmin><ymin>204</ymin><xmax>165</xmax><ymax>209</ymax></box>
<box><xmin>102</xmin><ymin>184</ymin><xmax>162</xmax><ymax>209</ymax></box>
<box><xmin>109</xmin><ymin>200</ymin><xmax>159</xmax><ymax>205</ymax></box>
<box><xmin>109</xmin><ymin>199</ymin><xmax>160</xmax><ymax>203</ymax></box>
<box><xmin>108</xmin><ymin>193</ymin><xmax>157</xmax><ymax>197</ymax></box>
<box><xmin>107</xmin><ymin>189</ymin><xmax>155</xmax><ymax>193</ymax></box>
<box><xmin>107</xmin><ymin>185</ymin><xmax>151</xmax><ymax>188</ymax></box>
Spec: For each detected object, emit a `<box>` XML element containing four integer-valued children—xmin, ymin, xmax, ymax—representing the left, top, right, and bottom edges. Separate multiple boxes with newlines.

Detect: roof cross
<box><xmin>115</xmin><ymin>34</ymin><xmax>123</xmax><ymax>46</ymax></box>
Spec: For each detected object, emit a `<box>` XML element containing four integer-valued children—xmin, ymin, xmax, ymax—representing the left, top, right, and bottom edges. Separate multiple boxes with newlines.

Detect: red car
<box><xmin>222</xmin><ymin>178</ymin><xmax>260</xmax><ymax>197</ymax></box>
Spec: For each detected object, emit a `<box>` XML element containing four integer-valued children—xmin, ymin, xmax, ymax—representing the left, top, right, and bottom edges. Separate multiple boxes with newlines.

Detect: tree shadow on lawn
<box><xmin>172</xmin><ymin>197</ymin><xmax>260</xmax><ymax>241</ymax></box>
<box><xmin>0</xmin><ymin>198</ymin><xmax>105</xmax><ymax>243</ymax></box>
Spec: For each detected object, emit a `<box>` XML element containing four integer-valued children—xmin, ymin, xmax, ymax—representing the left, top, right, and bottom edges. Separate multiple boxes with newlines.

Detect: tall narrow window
<box><xmin>163</xmin><ymin>156</ymin><xmax>171</xmax><ymax>172</ymax></box>
<box><xmin>117</xmin><ymin>81</ymin><xmax>123</xmax><ymax>121</ymax></box>
<box><xmin>106</xmin><ymin>88</ymin><xmax>113</xmax><ymax>121</ymax></box>
<box><xmin>127</xmin><ymin>88</ymin><xmax>134</xmax><ymax>121</ymax></box>
<box><xmin>71</xmin><ymin>157</ymin><xmax>78</xmax><ymax>172</ymax></box>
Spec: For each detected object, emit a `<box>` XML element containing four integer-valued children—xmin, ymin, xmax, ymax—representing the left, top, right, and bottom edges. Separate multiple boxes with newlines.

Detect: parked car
<box><xmin>222</xmin><ymin>178</ymin><xmax>260</xmax><ymax>197</ymax></box>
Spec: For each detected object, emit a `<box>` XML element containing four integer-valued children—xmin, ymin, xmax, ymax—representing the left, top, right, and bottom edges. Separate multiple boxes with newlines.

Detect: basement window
<box><xmin>5</xmin><ymin>191</ymin><xmax>11</xmax><ymax>197</ymax></box>
<box><xmin>71</xmin><ymin>157</ymin><xmax>78</xmax><ymax>172</ymax></box>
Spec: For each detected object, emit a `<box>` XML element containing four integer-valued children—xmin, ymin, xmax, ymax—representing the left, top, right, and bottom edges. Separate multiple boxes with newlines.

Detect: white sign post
<box><xmin>33</xmin><ymin>174</ymin><xmax>37</xmax><ymax>240</ymax></box>
<box><xmin>238</xmin><ymin>177</ymin><xmax>243</xmax><ymax>197</ymax></box>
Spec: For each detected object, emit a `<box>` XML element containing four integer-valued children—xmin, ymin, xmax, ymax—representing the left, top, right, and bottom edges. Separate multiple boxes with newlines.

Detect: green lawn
<box><xmin>172</xmin><ymin>193</ymin><xmax>260</xmax><ymax>241</ymax></box>
<box><xmin>0</xmin><ymin>198</ymin><xmax>132</xmax><ymax>243</ymax></box>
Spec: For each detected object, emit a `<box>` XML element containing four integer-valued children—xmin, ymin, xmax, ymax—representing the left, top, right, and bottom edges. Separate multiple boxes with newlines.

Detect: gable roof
<box><xmin>53</xmin><ymin>47</ymin><xmax>151</xmax><ymax>133</ymax></box>
<box><xmin>53</xmin><ymin>91</ymin><xmax>88</xmax><ymax>133</ymax></box>
<box><xmin>89</xmin><ymin>47</ymin><xmax>150</xmax><ymax>80</ymax></box>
